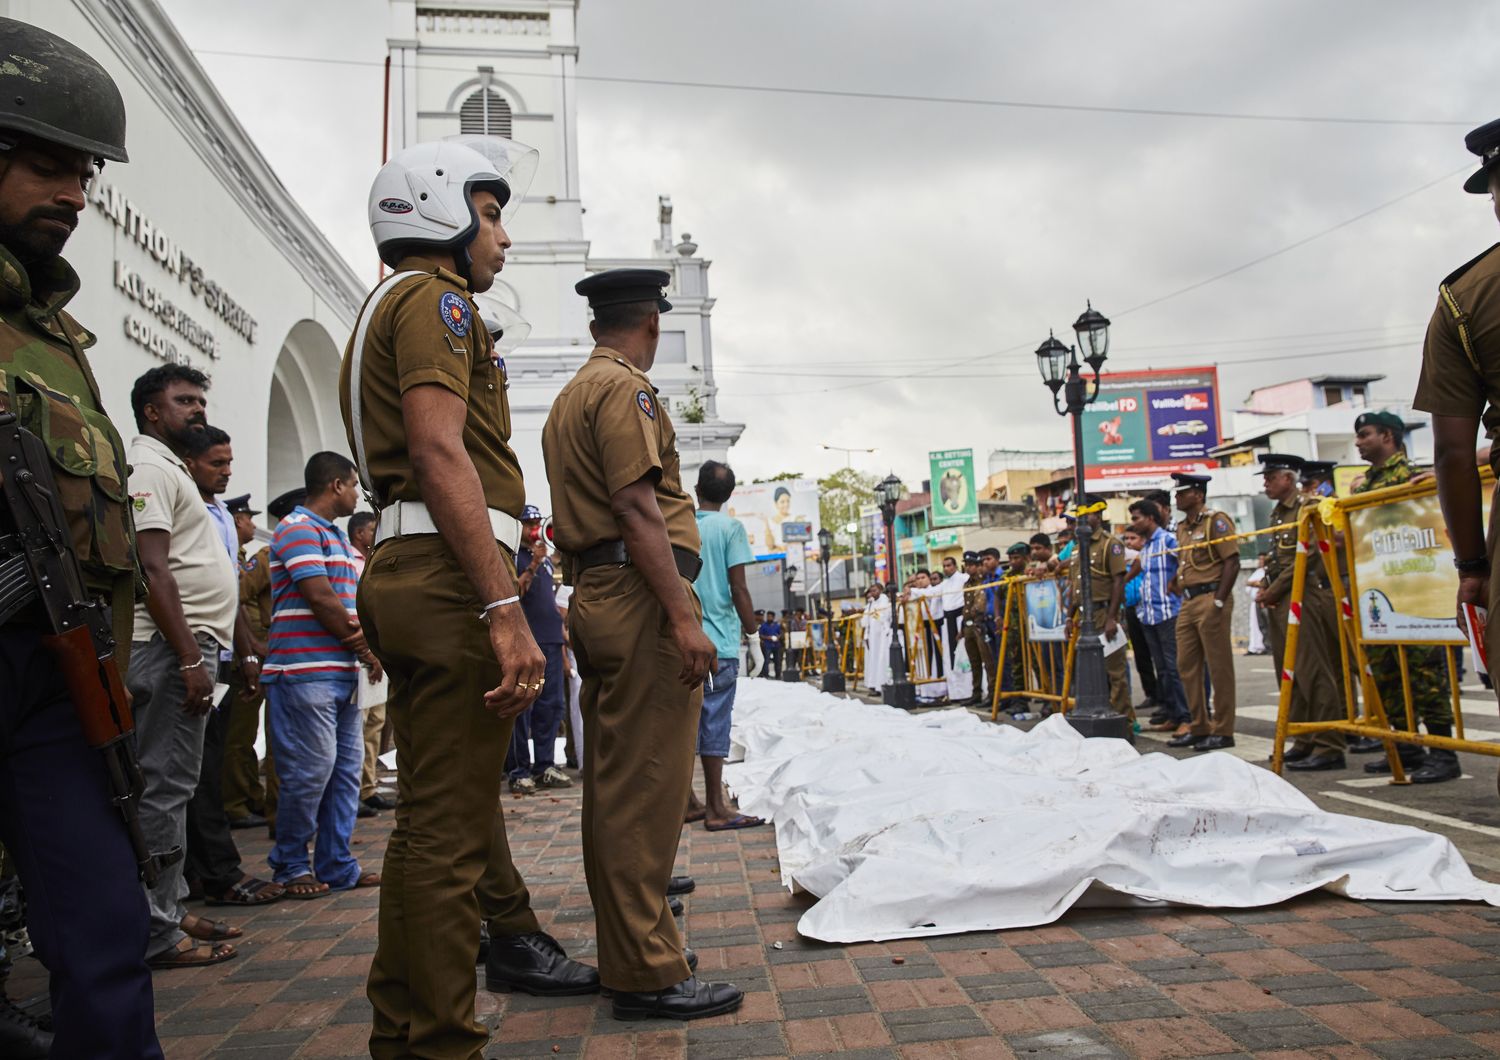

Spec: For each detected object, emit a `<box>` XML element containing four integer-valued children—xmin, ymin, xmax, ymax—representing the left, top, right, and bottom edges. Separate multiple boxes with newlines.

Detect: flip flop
<box><xmin>180</xmin><ymin>915</ymin><xmax>242</xmax><ymax>942</ymax></box>
<box><xmin>282</xmin><ymin>874</ymin><xmax>331</xmax><ymax>900</ymax></box>
<box><xmin>355</xmin><ymin>872</ymin><xmax>382</xmax><ymax>889</ymax></box>
<box><xmin>147</xmin><ymin>938</ymin><xmax>237</xmax><ymax>969</ymax></box>
<box><xmin>704</xmin><ymin>813</ymin><xmax>766</xmax><ymax>832</ymax></box>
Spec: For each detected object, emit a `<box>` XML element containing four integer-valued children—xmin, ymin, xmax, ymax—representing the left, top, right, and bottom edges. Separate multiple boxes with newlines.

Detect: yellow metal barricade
<box><xmin>1272</xmin><ymin>471</ymin><xmax>1499</xmax><ymax>780</ymax></box>
<box><xmin>899</xmin><ymin>596</ymin><xmax>948</xmax><ymax>686</ymax></box>
<box><xmin>837</xmin><ymin>612</ymin><xmax>864</xmax><ymax>682</ymax></box>
<box><xmin>990</xmin><ymin>574</ymin><xmax>1077</xmax><ymax>720</ymax></box>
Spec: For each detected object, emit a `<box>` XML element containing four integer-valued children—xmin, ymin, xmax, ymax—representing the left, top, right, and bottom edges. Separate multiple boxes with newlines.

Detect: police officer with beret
<box><xmin>1415</xmin><ymin>118</ymin><xmax>1500</xmax><ymax>788</ymax></box>
<box><xmin>342</xmin><ymin>136</ymin><xmax>597</xmax><ymax>1059</ymax></box>
<box><xmin>1166</xmin><ymin>472</ymin><xmax>1241</xmax><ymax>750</ymax></box>
<box><xmin>1348</xmin><ymin>410</ymin><xmax>1461</xmax><ymax>783</ymax></box>
<box><xmin>0</xmin><ymin>16</ymin><xmax>164</xmax><ymax>1058</ymax></box>
<box><xmin>542</xmin><ymin>268</ymin><xmax>742</xmax><ymax>1020</ymax></box>
<box><xmin>1257</xmin><ymin>454</ymin><xmax>1345</xmax><ymax>770</ymax></box>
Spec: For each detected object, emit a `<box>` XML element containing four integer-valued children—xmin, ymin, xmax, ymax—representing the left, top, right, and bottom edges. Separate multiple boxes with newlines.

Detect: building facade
<box><xmin>384</xmin><ymin>0</ymin><xmax>742</xmax><ymax>492</ymax></box>
<box><xmin>8</xmin><ymin>0</ymin><xmax>364</xmax><ymax>518</ymax></box>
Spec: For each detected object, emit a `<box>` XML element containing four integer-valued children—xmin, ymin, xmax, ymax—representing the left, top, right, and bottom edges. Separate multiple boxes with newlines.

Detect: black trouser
<box><xmin>1125</xmin><ymin>607</ymin><xmax>1158</xmax><ymax>703</ymax></box>
<box><xmin>184</xmin><ymin>668</ymin><xmax>245</xmax><ymax>894</ymax></box>
<box><xmin>763</xmin><ymin>644</ymin><xmax>782</xmax><ymax>678</ymax></box>
<box><xmin>0</xmin><ymin>628</ymin><xmax>164</xmax><ymax>1059</ymax></box>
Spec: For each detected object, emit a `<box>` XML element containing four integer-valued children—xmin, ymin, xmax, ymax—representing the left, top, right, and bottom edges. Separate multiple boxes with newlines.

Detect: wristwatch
<box><xmin>242</xmin><ymin>654</ymin><xmax>261</xmax><ymax>666</ymax></box>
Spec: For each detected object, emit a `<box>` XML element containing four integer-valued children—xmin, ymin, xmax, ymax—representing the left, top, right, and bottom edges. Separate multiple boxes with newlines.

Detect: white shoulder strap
<box><xmin>348</xmin><ymin>270</ymin><xmax>421</xmax><ymax>507</ymax></box>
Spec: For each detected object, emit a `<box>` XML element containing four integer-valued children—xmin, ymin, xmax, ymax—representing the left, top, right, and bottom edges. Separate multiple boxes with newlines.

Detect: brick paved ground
<box><xmin>11</xmin><ymin>731</ymin><xmax>1500</xmax><ymax>1057</ymax></box>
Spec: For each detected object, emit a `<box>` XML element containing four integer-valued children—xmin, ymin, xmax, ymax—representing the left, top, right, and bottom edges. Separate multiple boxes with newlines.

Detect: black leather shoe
<box><xmin>612</xmin><ymin>976</ymin><xmax>744</xmax><ymax>1021</ymax></box>
<box><xmin>1410</xmin><ymin>753</ymin><xmax>1462</xmax><ymax>784</ymax></box>
<box><xmin>363</xmin><ymin>793</ymin><xmax>396</xmax><ymax>811</ymax></box>
<box><xmin>1276</xmin><ymin>746</ymin><xmax>1312</xmax><ymax>763</ymax></box>
<box><xmin>484</xmin><ymin>931</ymin><xmax>600</xmax><ymax>996</ymax></box>
<box><xmin>1166</xmin><ymin>732</ymin><xmax>1203</xmax><ymax>748</ymax></box>
<box><xmin>0</xmin><ymin>997</ymin><xmax>51</xmax><ymax>1059</ymax></box>
<box><xmin>668</xmin><ymin>896</ymin><xmax>684</xmax><ymax>917</ymax></box>
<box><xmin>1364</xmin><ymin>753</ymin><xmax>1426</xmax><ymax>775</ymax></box>
<box><xmin>1193</xmin><ymin>736</ymin><xmax>1235</xmax><ymax>751</ymax></box>
<box><xmin>1285</xmin><ymin>752</ymin><xmax>1345</xmax><ymax>772</ymax></box>
<box><xmin>228</xmin><ymin>812</ymin><xmax>267</xmax><ymax>830</ymax></box>
<box><xmin>1348</xmin><ymin>736</ymin><xmax>1385</xmax><ymax>754</ymax></box>
<box><xmin>601</xmin><ymin>948</ymin><xmax>698</xmax><ymax>998</ymax></box>
<box><xmin>357</xmin><ymin>803</ymin><xmax>376</xmax><ymax>819</ymax></box>
<box><xmin>667</xmin><ymin>876</ymin><xmax>696</xmax><ymax>896</ymax></box>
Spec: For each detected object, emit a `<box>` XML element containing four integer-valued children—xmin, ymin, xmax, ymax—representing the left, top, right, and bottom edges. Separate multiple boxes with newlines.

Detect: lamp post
<box><xmin>877</xmin><ymin>473</ymin><xmax>917</xmax><ymax>710</ymax></box>
<box><xmin>782</xmin><ymin>564</ymin><xmax>801</xmax><ymax>682</ymax></box>
<box><xmin>818</xmin><ymin>527</ymin><xmax>845</xmax><ymax>692</ymax></box>
<box><xmin>1034</xmin><ymin>302</ymin><xmax>1132</xmax><ymax>742</ymax></box>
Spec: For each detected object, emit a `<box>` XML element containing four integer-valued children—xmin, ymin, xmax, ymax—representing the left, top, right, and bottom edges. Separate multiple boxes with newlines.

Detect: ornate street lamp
<box><xmin>1034</xmin><ymin>302</ymin><xmax>1131</xmax><ymax>741</ymax></box>
<box><xmin>876</xmin><ymin>473</ymin><xmax>917</xmax><ymax>710</ymax></box>
<box><xmin>817</xmin><ymin>527</ymin><xmax>845</xmax><ymax>692</ymax></box>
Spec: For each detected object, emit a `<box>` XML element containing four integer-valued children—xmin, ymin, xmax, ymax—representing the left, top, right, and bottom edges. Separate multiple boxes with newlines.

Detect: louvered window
<box><xmin>460</xmin><ymin>89</ymin><xmax>512</xmax><ymax>137</ymax></box>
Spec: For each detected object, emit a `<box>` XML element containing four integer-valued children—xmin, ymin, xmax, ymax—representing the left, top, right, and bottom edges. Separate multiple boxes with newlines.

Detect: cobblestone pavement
<box><xmin>10</xmin><ymin>668</ymin><xmax>1500</xmax><ymax>1058</ymax></box>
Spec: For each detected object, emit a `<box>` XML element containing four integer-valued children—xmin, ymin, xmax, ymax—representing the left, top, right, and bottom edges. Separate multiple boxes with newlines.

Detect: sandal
<box><xmin>704</xmin><ymin>813</ymin><xmax>766</xmax><ymax>832</ymax></box>
<box><xmin>147</xmin><ymin>937</ymin><xmax>237</xmax><ymax>969</ymax></box>
<box><xmin>180</xmin><ymin>914</ymin><xmax>242</xmax><ymax>942</ymax></box>
<box><xmin>354</xmin><ymin>872</ymin><xmax>382</xmax><ymax>889</ymax></box>
<box><xmin>204</xmin><ymin>876</ymin><xmax>285</xmax><ymax>906</ymax></box>
<box><xmin>282</xmin><ymin>874</ymin><xmax>331</xmax><ymax>900</ymax></box>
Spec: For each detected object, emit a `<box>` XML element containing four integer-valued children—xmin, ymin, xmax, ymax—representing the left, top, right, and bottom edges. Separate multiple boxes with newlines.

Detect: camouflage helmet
<box><xmin>0</xmin><ymin>17</ymin><xmax>127</xmax><ymax>163</ymax></box>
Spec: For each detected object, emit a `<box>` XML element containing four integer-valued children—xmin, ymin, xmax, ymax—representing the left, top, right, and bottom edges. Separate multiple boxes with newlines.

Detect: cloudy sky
<box><xmin>162</xmin><ymin>0</ymin><xmax>1500</xmax><ymax>487</ymax></box>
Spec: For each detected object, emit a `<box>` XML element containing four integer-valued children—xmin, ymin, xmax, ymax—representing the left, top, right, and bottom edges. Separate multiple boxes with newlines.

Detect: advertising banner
<box><xmin>928</xmin><ymin>449</ymin><xmax>979</xmax><ymax>528</ymax></box>
<box><xmin>1347</xmin><ymin>491</ymin><xmax>1491</xmax><ymax>644</ymax></box>
<box><xmin>1081</xmin><ymin>368</ymin><xmax>1221</xmax><ymax>489</ymax></box>
<box><xmin>727</xmin><ymin>478</ymin><xmax>821</xmax><ymax>556</ymax></box>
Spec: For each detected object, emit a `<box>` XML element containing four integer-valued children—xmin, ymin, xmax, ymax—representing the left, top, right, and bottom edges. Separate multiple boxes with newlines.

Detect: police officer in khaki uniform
<box><xmin>0</xmin><ymin>17</ymin><xmax>163</xmax><ymax>1057</ymax></box>
<box><xmin>1256</xmin><ymin>454</ymin><xmax>1346</xmax><ymax>770</ymax></box>
<box><xmin>1166</xmin><ymin>472</ymin><xmax>1241</xmax><ymax>750</ymax></box>
<box><xmin>342</xmin><ymin>137</ymin><xmax>596</xmax><ymax>1060</ymax></box>
<box><xmin>1067</xmin><ymin>497</ymin><xmax>1131</xmax><ymax>716</ymax></box>
<box><xmin>222</xmin><ymin>494</ymin><xmax>271</xmax><ymax>829</ymax></box>
<box><xmin>542</xmin><ymin>269</ymin><xmax>743</xmax><ymax>1021</ymax></box>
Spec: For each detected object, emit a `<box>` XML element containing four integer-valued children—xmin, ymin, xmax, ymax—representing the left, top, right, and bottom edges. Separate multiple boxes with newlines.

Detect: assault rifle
<box><xmin>0</xmin><ymin>411</ymin><xmax>178</xmax><ymax>886</ymax></box>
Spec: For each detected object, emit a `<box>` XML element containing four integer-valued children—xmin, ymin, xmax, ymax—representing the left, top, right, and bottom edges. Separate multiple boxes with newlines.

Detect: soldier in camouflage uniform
<box><xmin>0</xmin><ymin>17</ymin><xmax>164</xmax><ymax>1057</ymax></box>
<box><xmin>1000</xmin><ymin>543</ymin><xmax>1030</xmax><ymax>706</ymax></box>
<box><xmin>1257</xmin><ymin>454</ymin><xmax>1346</xmax><ymax>770</ymax></box>
<box><xmin>959</xmin><ymin>551</ymin><xmax>994</xmax><ymax>706</ymax></box>
<box><xmin>1349</xmin><ymin>410</ymin><xmax>1461</xmax><ymax>783</ymax></box>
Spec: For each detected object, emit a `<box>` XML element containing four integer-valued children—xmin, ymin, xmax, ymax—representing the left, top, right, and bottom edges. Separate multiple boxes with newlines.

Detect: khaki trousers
<box><xmin>963</xmin><ymin>621</ymin><xmax>995</xmax><ymax>698</ymax></box>
<box><xmin>361</xmin><ymin>697</ymin><xmax>388</xmax><ymax>801</ymax></box>
<box><xmin>571</xmin><ymin>564</ymin><xmax>700</xmax><ymax>993</ymax></box>
<box><xmin>1176</xmin><ymin>591</ymin><xmax>1237</xmax><ymax>737</ymax></box>
<box><xmin>1267</xmin><ymin>584</ymin><xmax>1346</xmax><ymax>753</ymax></box>
<box><xmin>1089</xmin><ymin>606</ymin><xmax>1133</xmax><ymax>717</ymax></box>
<box><xmin>358</xmin><ymin>536</ymin><xmax>540</xmax><ymax>1060</ymax></box>
<box><xmin>221</xmin><ymin>685</ymin><xmax>265</xmax><ymax>820</ymax></box>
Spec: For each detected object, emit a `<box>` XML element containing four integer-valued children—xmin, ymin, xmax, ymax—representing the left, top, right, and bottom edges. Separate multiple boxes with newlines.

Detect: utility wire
<box><xmin>191</xmin><ymin>47</ymin><xmax>1477</xmax><ymax>128</ymax></box>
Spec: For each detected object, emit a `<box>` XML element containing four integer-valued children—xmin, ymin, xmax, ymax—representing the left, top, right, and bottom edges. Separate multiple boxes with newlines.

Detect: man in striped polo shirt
<box><xmin>261</xmin><ymin>453</ymin><xmax>383</xmax><ymax>899</ymax></box>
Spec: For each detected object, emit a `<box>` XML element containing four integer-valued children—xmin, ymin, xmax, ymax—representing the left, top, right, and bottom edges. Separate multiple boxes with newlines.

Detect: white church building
<box><xmin>385</xmin><ymin>0</ymin><xmax>743</xmax><ymax>491</ymax></box>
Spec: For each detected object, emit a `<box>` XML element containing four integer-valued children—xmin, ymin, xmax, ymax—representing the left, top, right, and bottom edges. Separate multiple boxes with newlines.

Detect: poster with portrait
<box><xmin>1347</xmin><ymin>489</ymin><xmax>1491</xmax><ymax>644</ymax></box>
<box><xmin>928</xmin><ymin>449</ymin><xmax>979</xmax><ymax>528</ymax></box>
<box><xmin>726</xmin><ymin>479</ymin><xmax>821</xmax><ymax>557</ymax></box>
<box><xmin>1023</xmin><ymin>579</ymin><xmax>1068</xmax><ymax>643</ymax></box>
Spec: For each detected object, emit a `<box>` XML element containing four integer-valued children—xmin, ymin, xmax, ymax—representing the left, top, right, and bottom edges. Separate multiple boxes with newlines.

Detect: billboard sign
<box><xmin>928</xmin><ymin>448</ymin><xmax>979</xmax><ymax>528</ymax></box>
<box><xmin>1082</xmin><ymin>368</ymin><xmax>1221</xmax><ymax>489</ymax></box>
<box><xmin>726</xmin><ymin>478</ymin><xmax>821</xmax><ymax>557</ymax></box>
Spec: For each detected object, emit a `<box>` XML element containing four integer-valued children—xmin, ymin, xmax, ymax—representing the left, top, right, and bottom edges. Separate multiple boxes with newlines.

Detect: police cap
<box><xmin>267</xmin><ymin>487</ymin><xmax>307</xmax><ymax>521</ymax></box>
<box><xmin>1258</xmin><ymin>453</ymin><xmax>1305</xmax><ymax>474</ymax></box>
<box><xmin>1300</xmin><ymin>460</ymin><xmax>1336</xmax><ymax>481</ymax></box>
<box><xmin>1464</xmin><ymin>117</ymin><xmax>1500</xmax><ymax>194</ymax></box>
<box><xmin>1353</xmin><ymin>409</ymin><xmax>1405</xmax><ymax>435</ymax></box>
<box><xmin>1006</xmin><ymin>542</ymin><xmax>1030</xmax><ymax>556</ymax></box>
<box><xmin>521</xmin><ymin>503</ymin><xmax>544</xmax><ymax>522</ymax></box>
<box><xmin>962</xmin><ymin>550</ymin><xmax>980</xmax><ymax>564</ymax></box>
<box><xmin>224</xmin><ymin>494</ymin><xmax>261</xmax><ymax>516</ymax></box>
<box><xmin>1171</xmin><ymin>472</ymin><xmax>1211</xmax><ymax>492</ymax></box>
<box><xmin>575</xmin><ymin>268</ymin><xmax>672</xmax><ymax>313</ymax></box>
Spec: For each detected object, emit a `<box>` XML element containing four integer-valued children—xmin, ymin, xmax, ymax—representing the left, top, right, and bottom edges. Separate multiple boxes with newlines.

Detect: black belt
<box><xmin>1182</xmin><ymin>582</ymin><xmax>1220</xmax><ymax>600</ymax></box>
<box><xmin>572</xmin><ymin>540</ymin><xmax>703</xmax><ymax>582</ymax></box>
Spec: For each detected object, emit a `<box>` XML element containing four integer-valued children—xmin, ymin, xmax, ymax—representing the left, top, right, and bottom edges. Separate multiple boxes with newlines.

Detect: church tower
<box><xmin>385</xmin><ymin>0</ymin><xmax>742</xmax><ymax>489</ymax></box>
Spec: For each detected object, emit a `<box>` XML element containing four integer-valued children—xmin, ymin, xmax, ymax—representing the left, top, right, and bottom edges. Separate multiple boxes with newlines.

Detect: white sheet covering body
<box><xmin>723</xmin><ymin>681</ymin><xmax>1500</xmax><ymax>944</ymax></box>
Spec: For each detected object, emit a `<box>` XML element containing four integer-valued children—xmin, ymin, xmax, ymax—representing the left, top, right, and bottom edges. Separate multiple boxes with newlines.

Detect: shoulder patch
<box><xmin>131</xmin><ymin>494</ymin><xmax>148</xmax><ymax>513</ymax></box>
<box><xmin>438</xmin><ymin>291</ymin><xmax>472</xmax><ymax>338</ymax></box>
<box><xmin>1213</xmin><ymin>517</ymin><xmax>1230</xmax><ymax>533</ymax></box>
<box><xmin>1111</xmin><ymin>542</ymin><xmax>1123</xmax><ymax>555</ymax></box>
<box><xmin>636</xmin><ymin>390</ymin><xmax>656</xmax><ymax>420</ymax></box>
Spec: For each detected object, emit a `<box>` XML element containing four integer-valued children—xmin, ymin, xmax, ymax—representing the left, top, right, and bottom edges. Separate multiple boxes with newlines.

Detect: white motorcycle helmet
<box><xmin>476</xmin><ymin>296</ymin><xmax>532</xmax><ymax>361</ymax></box>
<box><xmin>368</xmin><ymin>135</ymin><xmax>539</xmax><ymax>271</ymax></box>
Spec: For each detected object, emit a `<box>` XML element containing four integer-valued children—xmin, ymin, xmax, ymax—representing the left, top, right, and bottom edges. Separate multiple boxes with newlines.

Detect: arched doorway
<box><xmin>266</xmin><ymin>319</ymin><xmax>344</xmax><ymax>512</ymax></box>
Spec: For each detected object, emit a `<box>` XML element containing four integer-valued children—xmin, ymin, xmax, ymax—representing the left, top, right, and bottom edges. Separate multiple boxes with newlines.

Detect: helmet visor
<box><xmin>445</xmin><ymin>134</ymin><xmax>539</xmax><ymax>223</ymax></box>
<box><xmin>476</xmin><ymin>296</ymin><xmax>532</xmax><ymax>359</ymax></box>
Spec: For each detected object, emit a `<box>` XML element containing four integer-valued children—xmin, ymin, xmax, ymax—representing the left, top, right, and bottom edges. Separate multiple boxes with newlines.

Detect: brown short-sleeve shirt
<box><xmin>338</xmin><ymin>261</ymin><xmax>524</xmax><ymax>515</ymax></box>
<box><xmin>1176</xmin><ymin>508</ymin><xmax>1237</xmax><ymax>586</ymax></box>
<box><xmin>1070</xmin><ymin>530</ymin><xmax>1127</xmax><ymax>605</ymax></box>
<box><xmin>541</xmin><ymin>348</ymin><xmax>700</xmax><ymax>556</ymax></box>
<box><xmin>1413</xmin><ymin>244</ymin><xmax>1500</xmax><ymax>454</ymax></box>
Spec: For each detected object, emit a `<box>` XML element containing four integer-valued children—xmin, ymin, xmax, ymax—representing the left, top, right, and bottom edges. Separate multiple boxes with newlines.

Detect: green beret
<box><xmin>1006</xmin><ymin>542</ymin><xmax>1030</xmax><ymax>556</ymax></box>
<box><xmin>1354</xmin><ymin>410</ymin><xmax>1405</xmax><ymax>434</ymax></box>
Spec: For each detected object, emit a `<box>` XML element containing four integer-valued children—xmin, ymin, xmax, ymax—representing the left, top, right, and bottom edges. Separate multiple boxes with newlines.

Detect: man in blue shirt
<box><xmin>688</xmin><ymin>462</ymin><xmax>763</xmax><ymax>830</ymax></box>
<box><xmin>1127</xmin><ymin>499</ymin><xmax>1190</xmax><ymax>735</ymax></box>
<box><xmin>759</xmin><ymin>613</ymin><xmax>784</xmax><ymax>679</ymax></box>
<box><xmin>504</xmin><ymin>506</ymin><xmax>572</xmax><ymax>794</ymax></box>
